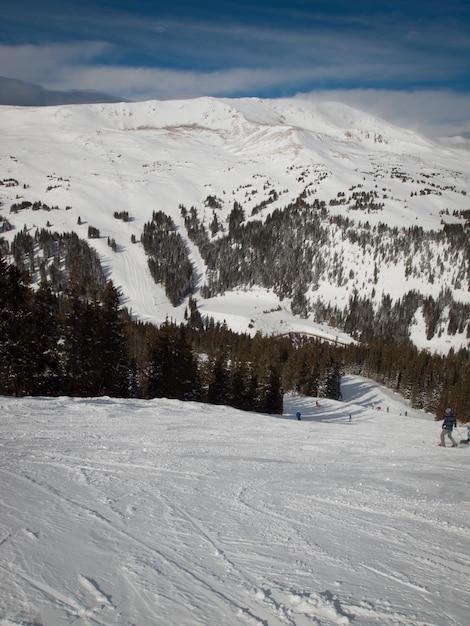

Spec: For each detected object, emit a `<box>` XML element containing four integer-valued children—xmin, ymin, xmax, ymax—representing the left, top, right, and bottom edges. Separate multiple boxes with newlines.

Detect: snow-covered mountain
<box><xmin>0</xmin><ymin>97</ymin><xmax>469</xmax><ymax>352</ymax></box>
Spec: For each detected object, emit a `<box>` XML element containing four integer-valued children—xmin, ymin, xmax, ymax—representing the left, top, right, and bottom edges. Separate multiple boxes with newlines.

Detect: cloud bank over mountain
<box><xmin>0</xmin><ymin>75</ymin><xmax>126</xmax><ymax>106</ymax></box>
<box><xmin>1</xmin><ymin>1</ymin><xmax>469</xmax><ymax>137</ymax></box>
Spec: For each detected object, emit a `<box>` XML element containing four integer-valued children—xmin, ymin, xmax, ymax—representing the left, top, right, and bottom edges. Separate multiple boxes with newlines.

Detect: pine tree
<box><xmin>256</xmin><ymin>365</ymin><xmax>283</xmax><ymax>414</ymax></box>
<box><xmin>59</xmin><ymin>293</ymin><xmax>97</xmax><ymax>395</ymax></box>
<box><xmin>207</xmin><ymin>353</ymin><xmax>230</xmax><ymax>405</ymax></box>
<box><xmin>29</xmin><ymin>281</ymin><xmax>62</xmax><ymax>394</ymax></box>
<box><xmin>147</xmin><ymin>320</ymin><xmax>200</xmax><ymax>400</ymax></box>
<box><xmin>0</xmin><ymin>258</ymin><xmax>35</xmax><ymax>395</ymax></box>
<box><xmin>94</xmin><ymin>281</ymin><xmax>129</xmax><ymax>396</ymax></box>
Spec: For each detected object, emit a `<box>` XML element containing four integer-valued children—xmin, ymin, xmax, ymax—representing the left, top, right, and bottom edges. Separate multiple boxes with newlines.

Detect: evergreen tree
<box><xmin>206</xmin><ymin>353</ymin><xmax>231</xmax><ymax>405</ymax></box>
<box><xmin>94</xmin><ymin>281</ymin><xmax>129</xmax><ymax>396</ymax></box>
<box><xmin>229</xmin><ymin>359</ymin><xmax>257</xmax><ymax>412</ymax></box>
<box><xmin>59</xmin><ymin>293</ymin><xmax>98</xmax><ymax>395</ymax></box>
<box><xmin>0</xmin><ymin>258</ymin><xmax>35</xmax><ymax>395</ymax></box>
<box><xmin>29</xmin><ymin>281</ymin><xmax>62</xmax><ymax>394</ymax></box>
<box><xmin>147</xmin><ymin>321</ymin><xmax>200</xmax><ymax>400</ymax></box>
<box><xmin>257</xmin><ymin>365</ymin><xmax>283</xmax><ymax>414</ymax></box>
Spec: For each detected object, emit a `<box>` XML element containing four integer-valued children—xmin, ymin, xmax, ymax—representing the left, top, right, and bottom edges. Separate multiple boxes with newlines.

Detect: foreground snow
<box><xmin>1</xmin><ymin>376</ymin><xmax>469</xmax><ymax>626</ymax></box>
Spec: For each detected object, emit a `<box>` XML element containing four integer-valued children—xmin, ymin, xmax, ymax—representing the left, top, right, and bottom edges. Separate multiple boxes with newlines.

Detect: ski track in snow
<box><xmin>0</xmin><ymin>376</ymin><xmax>469</xmax><ymax>626</ymax></box>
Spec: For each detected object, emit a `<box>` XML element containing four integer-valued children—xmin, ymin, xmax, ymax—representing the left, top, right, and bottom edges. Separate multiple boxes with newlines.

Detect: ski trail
<box><xmin>0</xmin><ymin>563</ymin><xmax>112</xmax><ymax>626</ymax></box>
<box><xmin>1</xmin><ymin>390</ymin><xmax>469</xmax><ymax>625</ymax></box>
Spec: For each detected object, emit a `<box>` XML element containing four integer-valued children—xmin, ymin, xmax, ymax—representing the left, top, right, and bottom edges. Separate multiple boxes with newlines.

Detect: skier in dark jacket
<box><xmin>439</xmin><ymin>408</ymin><xmax>457</xmax><ymax>447</ymax></box>
<box><xmin>461</xmin><ymin>425</ymin><xmax>470</xmax><ymax>445</ymax></box>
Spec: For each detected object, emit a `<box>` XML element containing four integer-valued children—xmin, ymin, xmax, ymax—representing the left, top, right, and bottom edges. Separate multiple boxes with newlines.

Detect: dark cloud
<box><xmin>0</xmin><ymin>75</ymin><xmax>126</xmax><ymax>106</ymax></box>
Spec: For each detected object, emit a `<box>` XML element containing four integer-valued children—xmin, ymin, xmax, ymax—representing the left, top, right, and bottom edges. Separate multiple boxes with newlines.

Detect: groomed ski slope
<box><xmin>1</xmin><ymin>375</ymin><xmax>469</xmax><ymax>626</ymax></box>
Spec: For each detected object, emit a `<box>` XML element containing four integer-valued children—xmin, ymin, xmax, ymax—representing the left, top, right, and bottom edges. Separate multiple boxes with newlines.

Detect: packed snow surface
<box><xmin>1</xmin><ymin>376</ymin><xmax>469</xmax><ymax>626</ymax></box>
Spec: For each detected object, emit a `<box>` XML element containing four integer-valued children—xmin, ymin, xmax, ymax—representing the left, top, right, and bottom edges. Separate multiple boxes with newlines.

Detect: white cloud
<box><xmin>0</xmin><ymin>41</ymin><xmax>315</xmax><ymax>101</ymax></box>
<box><xmin>1</xmin><ymin>42</ymin><xmax>469</xmax><ymax>138</ymax></box>
<box><xmin>32</xmin><ymin>62</ymin><xmax>315</xmax><ymax>101</ymax></box>
<box><xmin>0</xmin><ymin>42</ymin><xmax>111</xmax><ymax>83</ymax></box>
<box><xmin>297</xmin><ymin>89</ymin><xmax>470</xmax><ymax>137</ymax></box>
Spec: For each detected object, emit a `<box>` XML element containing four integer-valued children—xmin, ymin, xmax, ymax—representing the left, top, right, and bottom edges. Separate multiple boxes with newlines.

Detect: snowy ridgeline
<box><xmin>1</xmin><ymin>375</ymin><xmax>469</xmax><ymax>626</ymax></box>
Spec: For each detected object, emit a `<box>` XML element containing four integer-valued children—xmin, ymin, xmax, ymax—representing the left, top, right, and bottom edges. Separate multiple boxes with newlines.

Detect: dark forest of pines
<box><xmin>1</xmin><ymin>256</ymin><xmax>468</xmax><ymax>421</ymax></box>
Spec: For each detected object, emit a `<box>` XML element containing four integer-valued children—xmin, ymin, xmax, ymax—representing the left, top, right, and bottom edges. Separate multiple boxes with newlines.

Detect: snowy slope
<box><xmin>0</xmin><ymin>97</ymin><xmax>469</xmax><ymax>348</ymax></box>
<box><xmin>1</xmin><ymin>376</ymin><xmax>469</xmax><ymax>626</ymax></box>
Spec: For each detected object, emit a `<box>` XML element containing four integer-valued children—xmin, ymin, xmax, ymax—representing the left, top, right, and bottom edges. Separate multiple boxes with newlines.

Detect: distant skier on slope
<box><xmin>296</xmin><ymin>411</ymin><xmax>301</xmax><ymax>421</ymax></box>
<box><xmin>460</xmin><ymin>424</ymin><xmax>470</xmax><ymax>445</ymax></box>
<box><xmin>439</xmin><ymin>408</ymin><xmax>458</xmax><ymax>447</ymax></box>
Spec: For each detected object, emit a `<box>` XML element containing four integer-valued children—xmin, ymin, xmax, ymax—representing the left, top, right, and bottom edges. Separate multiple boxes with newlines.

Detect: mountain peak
<box><xmin>0</xmin><ymin>96</ymin><xmax>469</xmax><ymax>353</ymax></box>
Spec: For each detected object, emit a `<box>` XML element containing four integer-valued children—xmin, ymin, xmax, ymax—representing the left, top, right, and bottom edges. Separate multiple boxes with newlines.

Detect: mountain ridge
<box><xmin>0</xmin><ymin>96</ymin><xmax>469</xmax><ymax>353</ymax></box>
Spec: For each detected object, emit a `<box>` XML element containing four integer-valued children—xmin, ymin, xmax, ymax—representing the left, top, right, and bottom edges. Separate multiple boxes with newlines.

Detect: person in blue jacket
<box><xmin>460</xmin><ymin>424</ymin><xmax>470</xmax><ymax>445</ymax></box>
<box><xmin>439</xmin><ymin>408</ymin><xmax>457</xmax><ymax>447</ymax></box>
<box><xmin>296</xmin><ymin>411</ymin><xmax>301</xmax><ymax>421</ymax></box>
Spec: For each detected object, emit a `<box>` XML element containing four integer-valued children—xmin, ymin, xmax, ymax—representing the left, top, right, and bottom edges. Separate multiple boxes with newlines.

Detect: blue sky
<box><xmin>1</xmin><ymin>0</ymin><xmax>469</xmax><ymax>135</ymax></box>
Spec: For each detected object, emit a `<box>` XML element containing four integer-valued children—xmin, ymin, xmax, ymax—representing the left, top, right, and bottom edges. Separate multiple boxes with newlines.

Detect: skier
<box><xmin>296</xmin><ymin>411</ymin><xmax>301</xmax><ymax>421</ymax></box>
<box><xmin>439</xmin><ymin>408</ymin><xmax>458</xmax><ymax>447</ymax></box>
<box><xmin>460</xmin><ymin>425</ymin><xmax>470</xmax><ymax>445</ymax></box>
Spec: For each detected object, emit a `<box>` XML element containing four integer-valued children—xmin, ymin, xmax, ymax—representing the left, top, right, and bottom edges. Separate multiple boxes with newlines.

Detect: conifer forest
<box><xmin>1</xmin><ymin>97</ymin><xmax>469</xmax><ymax>422</ymax></box>
<box><xmin>1</xmin><ymin>239</ymin><xmax>468</xmax><ymax>420</ymax></box>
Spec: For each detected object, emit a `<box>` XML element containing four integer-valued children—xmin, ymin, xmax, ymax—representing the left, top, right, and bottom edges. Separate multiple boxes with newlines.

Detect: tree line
<box><xmin>1</xmin><ymin>255</ymin><xmax>468</xmax><ymax>421</ymax></box>
<box><xmin>179</xmin><ymin>198</ymin><xmax>470</xmax><ymax>343</ymax></box>
<box><xmin>0</xmin><ymin>257</ymin><xmax>285</xmax><ymax>413</ymax></box>
<box><xmin>6</xmin><ymin>196</ymin><xmax>469</xmax><ymax>348</ymax></box>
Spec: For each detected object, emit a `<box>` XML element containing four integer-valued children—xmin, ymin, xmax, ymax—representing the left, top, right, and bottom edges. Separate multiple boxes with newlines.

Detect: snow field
<box><xmin>0</xmin><ymin>375</ymin><xmax>469</xmax><ymax>625</ymax></box>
